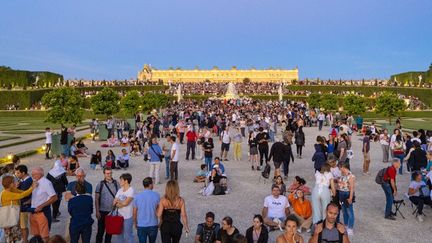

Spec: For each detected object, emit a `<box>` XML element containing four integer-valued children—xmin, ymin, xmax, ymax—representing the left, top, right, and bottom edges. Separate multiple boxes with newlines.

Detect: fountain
<box><xmin>278</xmin><ymin>83</ymin><xmax>283</xmax><ymax>101</ymax></box>
<box><xmin>176</xmin><ymin>84</ymin><xmax>183</xmax><ymax>102</ymax></box>
<box><xmin>223</xmin><ymin>82</ymin><xmax>239</xmax><ymax>99</ymax></box>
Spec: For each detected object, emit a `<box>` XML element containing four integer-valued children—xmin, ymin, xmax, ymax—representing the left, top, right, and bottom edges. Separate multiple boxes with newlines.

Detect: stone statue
<box><xmin>418</xmin><ymin>75</ymin><xmax>423</xmax><ymax>87</ymax></box>
<box><xmin>177</xmin><ymin>84</ymin><xmax>182</xmax><ymax>102</ymax></box>
<box><xmin>278</xmin><ymin>83</ymin><xmax>283</xmax><ymax>101</ymax></box>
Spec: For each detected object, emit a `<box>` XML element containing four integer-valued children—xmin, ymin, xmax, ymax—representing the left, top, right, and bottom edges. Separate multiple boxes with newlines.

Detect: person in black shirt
<box><xmin>256</xmin><ymin>128</ymin><xmax>270</xmax><ymax>171</ymax></box>
<box><xmin>248</xmin><ymin>132</ymin><xmax>259</xmax><ymax>170</ymax></box>
<box><xmin>204</xmin><ymin>138</ymin><xmax>215</xmax><ymax>172</ymax></box>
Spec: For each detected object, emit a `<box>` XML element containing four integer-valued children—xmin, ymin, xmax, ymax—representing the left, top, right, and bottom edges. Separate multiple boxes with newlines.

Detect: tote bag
<box><xmin>0</xmin><ymin>191</ymin><xmax>20</xmax><ymax>228</ymax></box>
<box><xmin>105</xmin><ymin>208</ymin><xmax>124</xmax><ymax>235</ymax></box>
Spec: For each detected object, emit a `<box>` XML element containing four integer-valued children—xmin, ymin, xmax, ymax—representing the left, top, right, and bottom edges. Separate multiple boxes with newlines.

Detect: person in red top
<box><xmin>185</xmin><ymin>127</ymin><xmax>198</xmax><ymax>160</ymax></box>
<box><xmin>381</xmin><ymin>158</ymin><xmax>401</xmax><ymax>220</ymax></box>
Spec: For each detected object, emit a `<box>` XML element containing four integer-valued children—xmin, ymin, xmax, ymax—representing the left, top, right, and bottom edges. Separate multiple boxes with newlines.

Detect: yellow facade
<box><xmin>138</xmin><ymin>65</ymin><xmax>299</xmax><ymax>83</ymax></box>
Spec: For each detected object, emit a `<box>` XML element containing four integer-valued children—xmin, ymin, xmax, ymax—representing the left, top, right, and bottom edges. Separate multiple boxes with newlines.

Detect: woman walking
<box><xmin>157</xmin><ymin>180</ymin><xmax>190</xmax><ymax>243</ymax></box>
<box><xmin>338</xmin><ymin>163</ymin><xmax>356</xmax><ymax>236</ymax></box>
<box><xmin>294</xmin><ymin>127</ymin><xmax>305</xmax><ymax>159</ymax></box>
<box><xmin>311</xmin><ymin>163</ymin><xmax>336</xmax><ymax>224</ymax></box>
<box><xmin>248</xmin><ymin>131</ymin><xmax>259</xmax><ymax>170</ymax></box>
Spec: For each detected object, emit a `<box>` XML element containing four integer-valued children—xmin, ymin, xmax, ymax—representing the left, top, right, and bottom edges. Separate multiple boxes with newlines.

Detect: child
<box><xmin>193</xmin><ymin>164</ymin><xmax>208</xmax><ymax>183</ymax></box>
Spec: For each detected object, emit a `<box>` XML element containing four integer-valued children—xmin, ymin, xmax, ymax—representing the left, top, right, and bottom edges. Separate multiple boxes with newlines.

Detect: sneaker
<box><xmin>347</xmin><ymin>228</ymin><xmax>354</xmax><ymax>236</ymax></box>
<box><xmin>385</xmin><ymin>215</ymin><xmax>396</xmax><ymax>220</ymax></box>
<box><xmin>417</xmin><ymin>215</ymin><xmax>424</xmax><ymax>222</ymax></box>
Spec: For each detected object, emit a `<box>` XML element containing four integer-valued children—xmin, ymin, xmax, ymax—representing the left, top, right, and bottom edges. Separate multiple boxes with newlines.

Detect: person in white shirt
<box><xmin>379</xmin><ymin>129</ymin><xmax>390</xmax><ymax>163</ymax></box>
<box><xmin>311</xmin><ymin>164</ymin><xmax>336</xmax><ymax>224</ymax></box>
<box><xmin>170</xmin><ymin>136</ymin><xmax>180</xmax><ymax>180</ymax></box>
<box><xmin>220</xmin><ymin>127</ymin><xmax>231</xmax><ymax>161</ymax></box>
<box><xmin>113</xmin><ymin>173</ymin><xmax>135</xmax><ymax>243</ymax></box>
<box><xmin>262</xmin><ymin>185</ymin><xmax>290</xmax><ymax>231</ymax></box>
<box><xmin>45</xmin><ymin>127</ymin><xmax>52</xmax><ymax>159</ymax></box>
<box><xmin>30</xmin><ymin>167</ymin><xmax>58</xmax><ymax>241</ymax></box>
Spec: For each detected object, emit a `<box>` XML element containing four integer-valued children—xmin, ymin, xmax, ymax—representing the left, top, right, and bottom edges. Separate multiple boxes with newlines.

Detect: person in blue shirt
<box><xmin>65</xmin><ymin>168</ymin><xmax>93</xmax><ymax>201</ymax></box>
<box><xmin>117</xmin><ymin>149</ymin><xmax>131</xmax><ymax>169</ymax></box>
<box><xmin>148</xmin><ymin>137</ymin><xmax>164</xmax><ymax>184</ymax></box>
<box><xmin>133</xmin><ymin>177</ymin><xmax>160</xmax><ymax>243</ymax></box>
<box><xmin>68</xmin><ymin>181</ymin><xmax>94</xmax><ymax>243</ymax></box>
<box><xmin>211</xmin><ymin>157</ymin><xmax>225</xmax><ymax>175</ymax></box>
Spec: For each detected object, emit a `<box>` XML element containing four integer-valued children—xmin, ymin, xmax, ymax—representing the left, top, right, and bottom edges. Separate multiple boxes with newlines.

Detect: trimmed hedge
<box><xmin>0</xmin><ymin>66</ymin><xmax>63</xmax><ymax>88</ymax></box>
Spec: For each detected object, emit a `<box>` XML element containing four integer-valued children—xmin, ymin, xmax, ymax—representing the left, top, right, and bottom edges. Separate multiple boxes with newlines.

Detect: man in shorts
<box><xmin>30</xmin><ymin>167</ymin><xmax>58</xmax><ymax>241</ymax></box>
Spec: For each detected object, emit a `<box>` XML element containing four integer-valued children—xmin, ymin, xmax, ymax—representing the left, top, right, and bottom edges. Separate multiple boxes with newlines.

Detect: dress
<box><xmin>160</xmin><ymin>200</ymin><xmax>183</xmax><ymax>243</ymax></box>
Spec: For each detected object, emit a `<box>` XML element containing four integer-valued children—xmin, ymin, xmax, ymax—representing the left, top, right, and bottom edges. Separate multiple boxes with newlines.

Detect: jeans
<box><xmin>62</xmin><ymin>144</ymin><xmax>69</xmax><ymax>156</ymax></box>
<box><xmin>137</xmin><ymin>225</ymin><xmax>158</xmax><ymax>243</ymax></box>
<box><xmin>117</xmin><ymin>129</ymin><xmax>123</xmax><ymax>139</ymax></box>
<box><xmin>282</xmin><ymin>160</ymin><xmax>290</xmax><ymax>176</ymax></box>
<box><xmin>186</xmin><ymin>141</ymin><xmax>196</xmax><ymax>159</ymax></box>
<box><xmin>165</xmin><ymin>157</ymin><xmax>170</xmax><ymax>178</ymax></box>
<box><xmin>381</xmin><ymin>144</ymin><xmax>390</xmax><ymax>162</ymax></box>
<box><xmin>394</xmin><ymin>154</ymin><xmax>404</xmax><ymax>174</ymax></box>
<box><xmin>122</xmin><ymin>217</ymin><xmax>134</xmax><ymax>243</ymax></box>
<box><xmin>269</xmin><ymin>131</ymin><xmax>275</xmax><ymax>142</ymax></box>
<box><xmin>311</xmin><ymin>186</ymin><xmax>332</xmax><ymax>224</ymax></box>
<box><xmin>149</xmin><ymin>163</ymin><xmax>161</xmax><ymax>184</ymax></box>
<box><xmin>382</xmin><ymin>183</ymin><xmax>394</xmax><ymax>217</ymax></box>
<box><xmin>318</xmin><ymin>120</ymin><xmax>323</xmax><ymax>131</ymax></box>
<box><xmin>339</xmin><ymin>191</ymin><xmax>355</xmax><ymax>229</ymax></box>
<box><xmin>70</xmin><ymin>224</ymin><xmax>92</xmax><ymax>243</ymax></box>
<box><xmin>296</xmin><ymin>145</ymin><xmax>303</xmax><ymax>156</ymax></box>
<box><xmin>96</xmin><ymin>211</ymin><xmax>113</xmax><ymax>243</ymax></box>
<box><xmin>205</xmin><ymin>157</ymin><xmax>213</xmax><ymax>172</ymax></box>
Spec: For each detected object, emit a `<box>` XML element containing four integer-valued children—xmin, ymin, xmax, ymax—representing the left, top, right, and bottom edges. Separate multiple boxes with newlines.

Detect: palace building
<box><xmin>137</xmin><ymin>65</ymin><xmax>299</xmax><ymax>83</ymax></box>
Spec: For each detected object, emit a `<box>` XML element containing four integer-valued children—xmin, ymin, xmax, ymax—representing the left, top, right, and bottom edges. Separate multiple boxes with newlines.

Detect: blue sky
<box><xmin>0</xmin><ymin>0</ymin><xmax>431</xmax><ymax>80</ymax></box>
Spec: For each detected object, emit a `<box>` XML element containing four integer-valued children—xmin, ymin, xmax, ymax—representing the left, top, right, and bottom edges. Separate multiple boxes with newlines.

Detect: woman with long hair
<box><xmin>248</xmin><ymin>131</ymin><xmax>259</xmax><ymax>170</ymax></box>
<box><xmin>311</xmin><ymin>163</ymin><xmax>336</xmax><ymax>224</ymax></box>
<box><xmin>105</xmin><ymin>149</ymin><xmax>116</xmax><ymax>169</ymax></box>
<box><xmin>245</xmin><ymin>215</ymin><xmax>268</xmax><ymax>243</ymax></box>
<box><xmin>157</xmin><ymin>180</ymin><xmax>190</xmax><ymax>243</ymax></box>
<box><xmin>294</xmin><ymin>127</ymin><xmax>305</xmax><ymax>159</ymax></box>
<box><xmin>272</xmin><ymin>176</ymin><xmax>287</xmax><ymax>196</ymax></box>
<box><xmin>276</xmin><ymin>215</ymin><xmax>304</xmax><ymax>243</ymax></box>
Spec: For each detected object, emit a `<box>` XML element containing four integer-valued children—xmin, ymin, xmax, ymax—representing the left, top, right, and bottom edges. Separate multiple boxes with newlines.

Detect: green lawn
<box><xmin>0</xmin><ymin>135</ymin><xmax>20</xmax><ymax>142</ymax></box>
<box><xmin>0</xmin><ymin>117</ymin><xmax>86</xmax><ymax>133</ymax></box>
<box><xmin>365</xmin><ymin>117</ymin><xmax>432</xmax><ymax>131</ymax></box>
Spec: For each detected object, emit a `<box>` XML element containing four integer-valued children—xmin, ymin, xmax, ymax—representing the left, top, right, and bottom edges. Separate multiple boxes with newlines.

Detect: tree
<box><xmin>121</xmin><ymin>90</ymin><xmax>141</xmax><ymax>116</ymax></box>
<box><xmin>141</xmin><ymin>93</ymin><xmax>170</xmax><ymax>112</ymax></box>
<box><xmin>91</xmin><ymin>87</ymin><xmax>120</xmax><ymax>117</ymax></box>
<box><xmin>308</xmin><ymin>93</ymin><xmax>321</xmax><ymax>108</ymax></box>
<box><xmin>320</xmin><ymin>94</ymin><xmax>338</xmax><ymax>111</ymax></box>
<box><xmin>343</xmin><ymin>94</ymin><xmax>366</xmax><ymax>115</ymax></box>
<box><xmin>375</xmin><ymin>92</ymin><xmax>406</xmax><ymax>124</ymax></box>
<box><xmin>42</xmin><ymin>87</ymin><xmax>84</xmax><ymax>124</ymax></box>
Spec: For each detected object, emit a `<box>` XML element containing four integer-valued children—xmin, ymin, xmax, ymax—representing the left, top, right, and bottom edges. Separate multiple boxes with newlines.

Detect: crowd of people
<box><xmin>1</xmin><ymin>97</ymin><xmax>432</xmax><ymax>243</ymax></box>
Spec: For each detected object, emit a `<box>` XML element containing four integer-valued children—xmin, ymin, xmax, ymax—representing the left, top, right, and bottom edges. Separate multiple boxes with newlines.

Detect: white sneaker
<box><xmin>417</xmin><ymin>215</ymin><xmax>424</xmax><ymax>222</ymax></box>
<box><xmin>347</xmin><ymin>228</ymin><xmax>354</xmax><ymax>236</ymax></box>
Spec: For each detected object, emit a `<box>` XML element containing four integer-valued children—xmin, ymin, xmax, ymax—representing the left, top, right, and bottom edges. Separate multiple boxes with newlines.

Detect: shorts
<box><xmin>30</xmin><ymin>212</ymin><xmax>49</xmax><ymax>239</ymax></box>
<box><xmin>363</xmin><ymin>152</ymin><xmax>370</xmax><ymax>160</ymax></box>
<box><xmin>221</xmin><ymin>143</ymin><xmax>230</xmax><ymax>151</ymax></box>
<box><xmin>274</xmin><ymin>161</ymin><xmax>282</xmax><ymax>169</ymax></box>
<box><xmin>250</xmin><ymin>147</ymin><xmax>258</xmax><ymax>155</ymax></box>
<box><xmin>20</xmin><ymin>212</ymin><xmax>29</xmax><ymax>229</ymax></box>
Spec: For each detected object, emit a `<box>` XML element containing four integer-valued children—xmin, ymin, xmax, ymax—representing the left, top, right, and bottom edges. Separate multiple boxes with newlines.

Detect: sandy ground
<box><xmin>10</xmin><ymin>126</ymin><xmax>432</xmax><ymax>243</ymax></box>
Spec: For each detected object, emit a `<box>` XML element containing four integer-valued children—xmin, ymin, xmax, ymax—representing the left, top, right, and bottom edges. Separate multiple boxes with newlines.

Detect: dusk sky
<box><xmin>1</xmin><ymin>0</ymin><xmax>431</xmax><ymax>80</ymax></box>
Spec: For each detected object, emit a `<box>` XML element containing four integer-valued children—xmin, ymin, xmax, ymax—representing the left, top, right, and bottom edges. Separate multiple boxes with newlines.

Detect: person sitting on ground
<box><xmin>245</xmin><ymin>214</ymin><xmax>268</xmax><ymax>243</ymax></box>
<box><xmin>70</xmin><ymin>140</ymin><xmax>87</xmax><ymax>158</ymax></box>
<box><xmin>105</xmin><ymin>149</ymin><xmax>116</xmax><ymax>169</ymax></box>
<box><xmin>262</xmin><ymin>185</ymin><xmax>290</xmax><ymax>231</ymax></box>
<box><xmin>309</xmin><ymin>202</ymin><xmax>350</xmax><ymax>243</ymax></box>
<box><xmin>272</xmin><ymin>175</ymin><xmax>287</xmax><ymax>196</ymax></box>
<box><xmin>76</xmin><ymin>138</ymin><xmax>89</xmax><ymax>155</ymax></box>
<box><xmin>276</xmin><ymin>215</ymin><xmax>304</xmax><ymax>243</ymax></box>
<box><xmin>108</xmin><ymin>134</ymin><xmax>118</xmax><ymax>147</ymax></box>
<box><xmin>287</xmin><ymin>176</ymin><xmax>311</xmax><ymax>195</ymax></box>
<box><xmin>90</xmin><ymin>150</ymin><xmax>102</xmax><ymax>170</ymax></box>
<box><xmin>195</xmin><ymin>211</ymin><xmax>220</xmax><ymax>243</ymax></box>
<box><xmin>67</xmin><ymin>155</ymin><xmax>80</xmax><ymax>176</ymax></box>
<box><xmin>212</xmin><ymin>157</ymin><xmax>226</xmax><ymax>175</ymax></box>
<box><xmin>288</xmin><ymin>189</ymin><xmax>313</xmax><ymax>233</ymax></box>
<box><xmin>117</xmin><ymin>148</ymin><xmax>130</xmax><ymax>169</ymax></box>
<box><xmin>407</xmin><ymin>171</ymin><xmax>432</xmax><ymax>222</ymax></box>
<box><xmin>131</xmin><ymin>140</ymin><xmax>143</xmax><ymax>156</ymax></box>
<box><xmin>120</xmin><ymin>135</ymin><xmax>129</xmax><ymax>147</ymax></box>
<box><xmin>194</xmin><ymin>164</ymin><xmax>208</xmax><ymax>183</ymax></box>
<box><xmin>216</xmin><ymin>216</ymin><xmax>239</xmax><ymax>243</ymax></box>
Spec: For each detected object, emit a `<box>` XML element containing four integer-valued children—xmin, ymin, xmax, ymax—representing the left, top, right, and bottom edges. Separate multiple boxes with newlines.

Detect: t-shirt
<box><xmin>216</xmin><ymin>228</ymin><xmax>239</xmax><ymax>243</ymax></box>
<box><xmin>409</xmin><ymin>181</ymin><xmax>426</xmax><ymax>197</ymax></box>
<box><xmin>383</xmin><ymin>166</ymin><xmax>397</xmax><ymax>182</ymax></box>
<box><xmin>133</xmin><ymin>190</ymin><xmax>160</xmax><ymax>227</ymax></box>
<box><xmin>18</xmin><ymin>176</ymin><xmax>33</xmax><ymax>211</ymax></box>
<box><xmin>203</xmin><ymin>141</ymin><xmax>214</xmax><ymax>158</ymax></box>
<box><xmin>337</xmin><ymin>140</ymin><xmax>347</xmax><ymax>162</ymax></box>
<box><xmin>221</xmin><ymin>131</ymin><xmax>231</xmax><ymax>144</ymax></box>
<box><xmin>171</xmin><ymin>142</ymin><xmax>179</xmax><ymax>161</ymax></box>
<box><xmin>67</xmin><ymin>180</ymin><xmax>93</xmax><ymax>196</ymax></box>
<box><xmin>115</xmin><ymin>187</ymin><xmax>135</xmax><ymax>219</ymax></box>
<box><xmin>95</xmin><ymin>180</ymin><xmax>120</xmax><ymax>212</ymax></box>
<box><xmin>45</xmin><ymin>131</ymin><xmax>52</xmax><ymax>144</ymax></box>
<box><xmin>263</xmin><ymin>195</ymin><xmax>290</xmax><ymax>219</ymax></box>
<box><xmin>362</xmin><ymin>136</ymin><xmax>370</xmax><ymax>153</ymax></box>
<box><xmin>256</xmin><ymin>132</ymin><xmax>270</xmax><ymax>147</ymax></box>
<box><xmin>315</xmin><ymin>171</ymin><xmax>334</xmax><ymax>188</ymax></box>
<box><xmin>320</xmin><ymin>224</ymin><xmax>343</xmax><ymax>243</ymax></box>
<box><xmin>31</xmin><ymin>177</ymin><xmax>56</xmax><ymax>208</ymax></box>
<box><xmin>196</xmin><ymin>223</ymin><xmax>220</xmax><ymax>243</ymax></box>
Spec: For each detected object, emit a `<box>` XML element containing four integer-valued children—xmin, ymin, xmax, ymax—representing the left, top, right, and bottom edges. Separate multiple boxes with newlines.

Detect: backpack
<box><xmin>261</xmin><ymin>163</ymin><xmax>271</xmax><ymax>179</ymax></box>
<box><xmin>375</xmin><ymin>167</ymin><xmax>388</xmax><ymax>185</ymax></box>
<box><xmin>316</xmin><ymin>220</ymin><xmax>344</xmax><ymax>243</ymax></box>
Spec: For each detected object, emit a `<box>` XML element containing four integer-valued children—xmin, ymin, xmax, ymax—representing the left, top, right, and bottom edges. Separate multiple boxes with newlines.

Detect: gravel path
<box><xmin>13</xmin><ymin>126</ymin><xmax>431</xmax><ymax>243</ymax></box>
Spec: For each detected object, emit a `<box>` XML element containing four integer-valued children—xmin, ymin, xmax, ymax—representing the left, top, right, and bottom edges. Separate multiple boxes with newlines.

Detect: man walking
<box><xmin>45</xmin><ymin>127</ymin><xmax>52</xmax><ymax>159</ymax></box>
<box><xmin>170</xmin><ymin>136</ymin><xmax>180</xmax><ymax>180</ymax></box>
<box><xmin>95</xmin><ymin>168</ymin><xmax>120</xmax><ymax>243</ymax></box>
<box><xmin>186</xmin><ymin>127</ymin><xmax>198</xmax><ymax>160</ymax></box>
<box><xmin>133</xmin><ymin>177</ymin><xmax>160</xmax><ymax>243</ymax></box>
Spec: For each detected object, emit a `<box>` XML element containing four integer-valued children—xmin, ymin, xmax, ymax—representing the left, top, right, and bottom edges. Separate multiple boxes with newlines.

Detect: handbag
<box><xmin>0</xmin><ymin>191</ymin><xmax>20</xmax><ymax>228</ymax></box>
<box><xmin>105</xmin><ymin>208</ymin><xmax>124</xmax><ymax>235</ymax></box>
